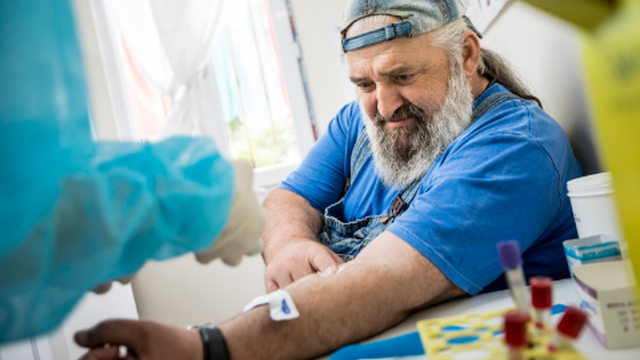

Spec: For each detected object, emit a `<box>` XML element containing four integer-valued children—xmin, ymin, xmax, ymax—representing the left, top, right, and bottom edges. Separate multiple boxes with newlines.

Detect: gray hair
<box><xmin>429</xmin><ymin>18</ymin><xmax>542</xmax><ymax>107</ymax></box>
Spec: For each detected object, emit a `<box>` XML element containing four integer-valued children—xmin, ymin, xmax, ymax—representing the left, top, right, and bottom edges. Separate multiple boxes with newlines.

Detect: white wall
<box><xmin>132</xmin><ymin>254</ymin><xmax>267</xmax><ymax>327</ymax></box>
<box><xmin>290</xmin><ymin>0</ymin><xmax>353</xmax><ymax>135</ymax></box>
<box><xmin>481</xmin><ymin>3</ymin><xmax>601</xmax><ymax>174</ymax></box>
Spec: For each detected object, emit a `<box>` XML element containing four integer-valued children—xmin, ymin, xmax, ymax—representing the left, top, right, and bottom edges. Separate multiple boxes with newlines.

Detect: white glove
<box><xmin>195</xmin><ymin>161</ymin><xmax>266</xmax><ymax>266</ymax></box>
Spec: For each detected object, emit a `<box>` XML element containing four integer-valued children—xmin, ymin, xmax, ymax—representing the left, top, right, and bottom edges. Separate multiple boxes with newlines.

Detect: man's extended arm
<box><xmin>223</xmin><ymin>230</ymin><xmax>465</xmax><ymax>360</ymax></box>
<box><xmin>262</xmin><ymin>189</ymin><xmax>344</xmax><ymax>292</ymax></box>
<box><xmin>75</xmin><ymin>231</ymin><xmax>464</xmax><ymax>360</ymax></box>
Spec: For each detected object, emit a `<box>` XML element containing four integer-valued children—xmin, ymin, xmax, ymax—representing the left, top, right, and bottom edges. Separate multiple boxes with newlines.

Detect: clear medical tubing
<box><xmin>0</xmin><ymin>0</ymin><xmax>233</xmax><ymax>342</ymax></box>
<box><xmin>497</xmin><ymin>240</ymin><xmax>530</xmax><ymax>313</ymax></box>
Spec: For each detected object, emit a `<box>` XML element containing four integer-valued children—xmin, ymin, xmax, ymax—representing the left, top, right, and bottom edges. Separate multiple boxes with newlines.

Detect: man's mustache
<box><xmin>374</xmin><ymin>102</ymin><xmax>426</xmax><ymax>125</ymax></box>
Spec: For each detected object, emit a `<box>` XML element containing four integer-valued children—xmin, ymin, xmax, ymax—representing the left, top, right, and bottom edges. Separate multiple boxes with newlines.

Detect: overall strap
<box><xmin>381</xmin><ymin>178</ymin><xmax>422</xmax><ymax>224</ymax></box>
<box><xmin>341</xmin><ymin>129</ymin><xmax>371</xmax><ymax>194</ymax></box>
<box><xmin>472</xmin><ymin>91</ymin><xmax>521</xmax><ymax>121</ymax></box>
<box><xmin>350</xmin><ymin>129</ymin><xmax>372</xmax><ymax>181</ymax></box>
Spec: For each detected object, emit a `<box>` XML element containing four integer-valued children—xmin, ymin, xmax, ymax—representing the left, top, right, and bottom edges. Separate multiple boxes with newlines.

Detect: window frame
<box><xmin>265</xmin><ymin>0</ymin><xmax>317</xmax><ymax>159</ymax></box>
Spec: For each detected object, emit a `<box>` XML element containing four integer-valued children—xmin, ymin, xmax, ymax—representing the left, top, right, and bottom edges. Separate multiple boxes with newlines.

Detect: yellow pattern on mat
<box><xmin>416</xmin><ymin>308</ymin><xmax>588</xmax><ymax>360</ymax></box>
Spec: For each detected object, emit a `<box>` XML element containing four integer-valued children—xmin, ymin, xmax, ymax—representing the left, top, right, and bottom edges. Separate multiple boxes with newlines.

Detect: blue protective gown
<box><xmin>0</xmin><ymin>0</ymin><xmax>234</xmax><ymax>342</ymax></box>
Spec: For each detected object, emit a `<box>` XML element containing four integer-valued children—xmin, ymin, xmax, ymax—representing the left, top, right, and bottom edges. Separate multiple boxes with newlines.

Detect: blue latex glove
<box><xmin>0</xmin><ymin>0</ymin><xmax>234</xmax><ymax>342</ymax></box>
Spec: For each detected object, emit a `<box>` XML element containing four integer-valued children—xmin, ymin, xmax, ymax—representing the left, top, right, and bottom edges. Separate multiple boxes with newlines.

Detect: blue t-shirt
<box><xmin>281</xmin><ymin>84</ymin><xmax>582</xmax><ymax>295</ymax></box>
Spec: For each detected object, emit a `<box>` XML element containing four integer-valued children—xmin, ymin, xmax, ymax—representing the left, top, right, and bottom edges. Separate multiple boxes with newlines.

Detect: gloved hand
<box><xmin>91</xmin><ymin>162</ymin><xmax>263</xmax><ymax>296</ymax></box>
<box><xmin>194</xmin><ymin>161</ymin><xmax>266</xmax><ymax>266</ymax></box>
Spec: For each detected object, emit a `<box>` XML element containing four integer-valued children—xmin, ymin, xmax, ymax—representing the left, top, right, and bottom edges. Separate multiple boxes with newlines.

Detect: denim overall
<box><xmin>318</xmin><ymin>89</ymin><xmax>521</xmax><ymax>261</ymax></box>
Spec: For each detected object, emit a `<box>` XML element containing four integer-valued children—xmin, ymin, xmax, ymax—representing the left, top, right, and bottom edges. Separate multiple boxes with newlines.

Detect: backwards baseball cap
<box><xmin>341</xmin><ymin>0</ymin><xmax>479</xmax><ymax>52</ymax></box>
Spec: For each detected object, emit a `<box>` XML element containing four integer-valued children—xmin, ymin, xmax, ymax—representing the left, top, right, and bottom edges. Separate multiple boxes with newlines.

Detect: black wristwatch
<box><xmin>189</xmin><ymin>324</ymin><xmax>231</xmax><ymax>360</ymax></box>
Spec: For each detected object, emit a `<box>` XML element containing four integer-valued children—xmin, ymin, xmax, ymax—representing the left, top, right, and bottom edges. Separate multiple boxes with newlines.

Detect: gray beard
<box><xmin>362</xmin><ymin>65</ymin><xmax>475</xmax><ymax>189</ymax></box>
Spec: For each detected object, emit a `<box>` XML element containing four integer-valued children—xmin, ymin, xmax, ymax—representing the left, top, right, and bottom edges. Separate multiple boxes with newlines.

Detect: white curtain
<box><xmin>107</xmin><ymin>0</ymin><xmax>226</xmax><ymax>138</ymax></box>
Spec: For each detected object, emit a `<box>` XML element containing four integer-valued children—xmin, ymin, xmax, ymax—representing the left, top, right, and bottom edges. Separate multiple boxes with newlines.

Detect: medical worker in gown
<box><xmin>0</xmin><ymin>0</ymin><xmax>265</xmax><ymax>343</ymax></box>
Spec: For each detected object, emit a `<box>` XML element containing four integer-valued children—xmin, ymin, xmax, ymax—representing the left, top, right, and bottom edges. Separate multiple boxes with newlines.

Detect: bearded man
<box><xmin>76</xmin><ymin>1</ymin><xmax>582</xmax><ymax>359</ymax></box>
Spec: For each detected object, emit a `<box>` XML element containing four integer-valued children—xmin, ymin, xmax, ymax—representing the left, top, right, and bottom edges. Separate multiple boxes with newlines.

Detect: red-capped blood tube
<box><xmin>548</xmin><ymin>306</ymin><xmax>588</xmax><ymax>351</ymax></box>
<box><xmin>505</xmin><ymin>311</ymin><xmax>529</xmax><ymax>360</ymax></box>
<box><xmin>530</xmin><ymin>276</ymin><xmax>553</xmax><ymax>334</ymax></box>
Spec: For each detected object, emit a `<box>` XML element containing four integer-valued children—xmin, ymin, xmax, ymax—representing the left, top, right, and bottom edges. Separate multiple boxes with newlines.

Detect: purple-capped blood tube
<box><xmin>498</xmin><ymin>240</ymin><xmax>530</xmax><ymax>313</ymax></box>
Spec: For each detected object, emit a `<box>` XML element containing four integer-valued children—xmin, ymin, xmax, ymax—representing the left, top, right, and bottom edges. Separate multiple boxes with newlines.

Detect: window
<box><xmin>211</xmin><ymin>0</ymin><xmax>299</xmax><ymax>168</ymax></box>
<box><xmin>90</xmin><ymin>0</ymin><xmax>316</xmax><ymax>187</ymax></box>
<box><xmin>120</xmin><ymin>40</ymin><xmax>172</xmax><ymax>141</ymax></box>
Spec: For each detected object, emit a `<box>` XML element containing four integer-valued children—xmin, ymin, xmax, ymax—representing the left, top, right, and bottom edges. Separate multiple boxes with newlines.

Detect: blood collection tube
<box><xmin>504</xmin><ymin>311</ymin><xmax>529</xmax><ymax>360</ymax></box>
<box><xmin>530</xmin><ymin>276</ymin><xmax>553</xmax><ymax>334</ymax></box>
<box><xmin>498</xmin><ymin>240</ymin><xmax>530</xmax><ymax>313</ymax></box>
<box><xmin>548</xmin><ymin>306</ymin><xmax>588</xmax><ymax>351</ymax></box>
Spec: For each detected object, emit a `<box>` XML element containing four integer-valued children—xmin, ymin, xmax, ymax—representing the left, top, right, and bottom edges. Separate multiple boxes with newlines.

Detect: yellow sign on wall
<box><xmin>580</xmin><ymin>0</ymin><xmax>640</xmax><ymax>286</ymax></box>
<box><xmin>522</xmin><ymin>0</ymin><xmax>617</xmax><ymax>29</ymax></box>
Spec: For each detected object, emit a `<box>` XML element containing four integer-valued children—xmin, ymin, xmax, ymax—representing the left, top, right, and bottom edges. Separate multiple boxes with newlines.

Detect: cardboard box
<box><xmin>563</xmin><ymin>234</ymin><xmax>621</xmax><ymax>277</ymax></box>
<box><xmin>573</xmin><ymin>261</ymin><xmax>640</xmax><ymax>349</ymax></box>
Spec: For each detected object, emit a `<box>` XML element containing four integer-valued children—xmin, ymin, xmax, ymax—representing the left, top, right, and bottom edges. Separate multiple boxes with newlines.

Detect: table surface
<box><xmin>319</xmin><ymin>279</ymin><xmax>640</xmax><ymax>359</ymax></box>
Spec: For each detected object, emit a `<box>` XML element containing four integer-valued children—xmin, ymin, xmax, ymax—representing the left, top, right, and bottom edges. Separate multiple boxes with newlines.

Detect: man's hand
<box><xmin>261</xmin><ymin>188</ymin><xmax>335</xmax><ymax>292</ymax></box>
<box><xmin>264</xmin><ymin>239</ymin><xmax>344</xmax><ymax>292</ymax></box>
<box><xmin>75</xmin><ymin>320</ymin><xmax>202</xmax><ymax>360</ymax></box>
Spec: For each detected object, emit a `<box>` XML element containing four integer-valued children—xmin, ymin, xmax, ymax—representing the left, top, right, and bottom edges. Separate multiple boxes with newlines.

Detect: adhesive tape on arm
<box><xmin>243</xmin><ymin>289</ymin><xmax>299</xmax><ymax>321</ymax></box>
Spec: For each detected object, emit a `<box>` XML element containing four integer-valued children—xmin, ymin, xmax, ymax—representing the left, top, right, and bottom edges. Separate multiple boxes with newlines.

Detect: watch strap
<box><xmin>197</xmin><ymin>325</ymin><xmax>231</xmax><ymax>360</ymax></box>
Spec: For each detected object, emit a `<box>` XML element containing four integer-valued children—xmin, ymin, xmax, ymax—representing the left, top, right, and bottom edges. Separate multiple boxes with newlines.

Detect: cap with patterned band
<box><xmin>340</xmin><ymin>0</ymin><xmax>480</xmax><ymax>52</ymax></box>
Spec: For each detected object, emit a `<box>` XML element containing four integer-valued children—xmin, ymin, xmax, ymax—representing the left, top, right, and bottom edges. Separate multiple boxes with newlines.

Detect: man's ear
<box><xmin>461</xmin><ymin>30</ymin><xmax>481</xmax><ymax>77</ymax></box>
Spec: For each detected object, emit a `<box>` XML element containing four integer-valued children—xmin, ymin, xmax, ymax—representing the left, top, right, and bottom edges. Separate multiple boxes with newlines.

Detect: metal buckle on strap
<box><xmin>389</xmin><ymin>194</ymin><xmax>409</xmax><ymax>218</ymax></box>
<box><xmin>384</xmin><ymin>23</ymin><xmax>397</xmax><ymax>40</ymax></box>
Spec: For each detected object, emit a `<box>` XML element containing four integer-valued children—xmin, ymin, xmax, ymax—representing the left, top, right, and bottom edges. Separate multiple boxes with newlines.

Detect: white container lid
<box><xmin>567</xmin><ymin>172</ymin><xmax>615</xmax><ymax>197</ymax></box>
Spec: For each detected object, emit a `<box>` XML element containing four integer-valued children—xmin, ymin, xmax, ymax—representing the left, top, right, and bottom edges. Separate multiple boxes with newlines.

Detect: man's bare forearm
<box><xmin>221</xmin><ymin>264</ymin><xmax>408</xmax><ymax>360</ymax></box>
<box><xmin>221</xmin><ymin>232</ymin><xmax>464</xmax><ymax>360</ymax></box>
<box><xmin>262</xmin><ymin>189</ymin><xmax>325</xmax><ymax>262</ymax></box>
